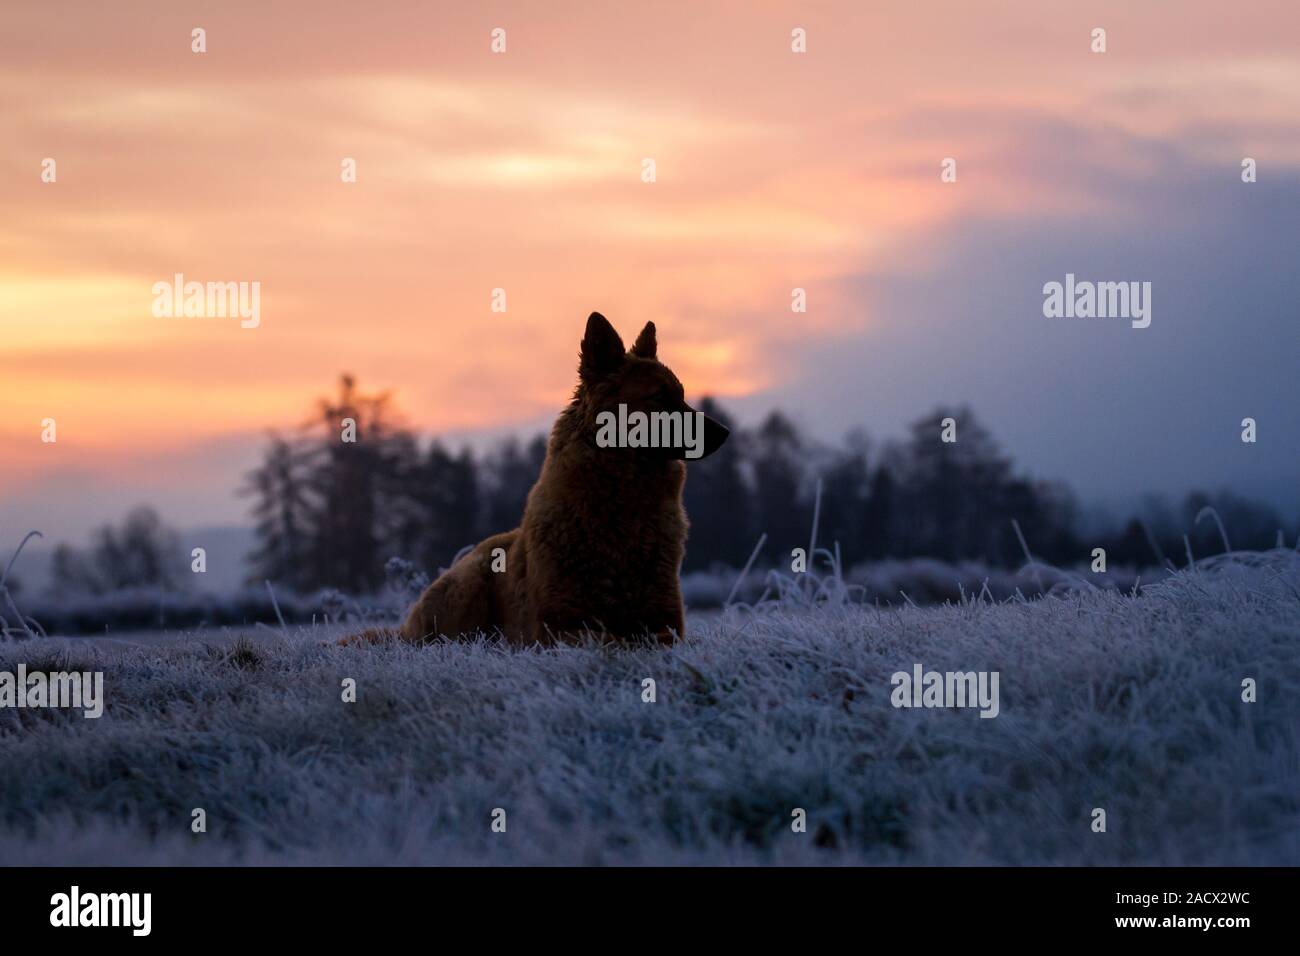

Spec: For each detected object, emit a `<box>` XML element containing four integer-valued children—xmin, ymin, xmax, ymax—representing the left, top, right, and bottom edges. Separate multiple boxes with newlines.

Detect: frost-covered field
<box><xmin>1</xmin><ymin>552</ymin><xmax>1297</xmax><ymax>865</ymax></box>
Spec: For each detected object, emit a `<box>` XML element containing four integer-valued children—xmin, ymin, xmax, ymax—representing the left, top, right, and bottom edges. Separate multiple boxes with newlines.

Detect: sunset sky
<box><xmin>2</xmin><ymin>0</ymin><xmax>1297</xmax><ymax>547</ymax></box>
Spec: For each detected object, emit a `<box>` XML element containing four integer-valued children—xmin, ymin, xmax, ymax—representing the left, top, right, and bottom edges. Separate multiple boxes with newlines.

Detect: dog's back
<box><xmin>399</xmin><ymin>530</ymin><xmax>524</xmax><ymax>643</ymax></box>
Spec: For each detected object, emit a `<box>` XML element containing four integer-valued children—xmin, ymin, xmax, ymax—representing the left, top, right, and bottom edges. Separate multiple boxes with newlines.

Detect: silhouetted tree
<box><xmin>370</xmin><ymin>429</ymin><xmax>431</xmax><ymax>578</ymax></box>
<box><xmin>1111</xmin><ymin>518</ymin><xmax>1154</xmax><ymax>566</ymax></box>
<box><xmin>241</xmin><ymin>434</ymin><xmax>314</xmax><ymax>589</ymax></box>
<box><xmin>49</xmin><ymin>507</ymin><xmax>183</xmax><ymax>594</ymax></box>
<box><xmin>50</xmin><ymin>544</ymin><xmax>98</xmax><ymax>594</ymax></box>
<box><xmin>860</xmin><ymin>466</ymin><xmax>897</xmax><ymax>561</ymax></box>
<box><xmin>483</xmin><ymin>435</ymin><xmax>546</xmax><ymax>534</ymax></box>
<box><xmin>748</xmin><ymin>410</ymin><xmax>814</xmax><ymax>558</ymax></box>
<box><xmin>1017</xmin><ymin>479</ymin><xmax>1081</xmax><ymax>564</ymax></box>
<box><xmin>816</xmin><ymin>429</ymin><xmax>872</xmax><ymax>565</ymax></box>
<box><xmin>892</xmin><ymin>406</ymin><xmax>1018</xmax><ymax>561</ymax></box>
<box><xmin>682</xmin><ymin>397</ymin><xmax>753</xmax><ymax>570</ymax></box>
<box><xmin>303</xmin><ymin>376</ymin><xmax>393</xmax><ymax>590</ymax></box>
<box><xmin>244</xmin><ymin>374</ymin><xmax>414</xmax><ymax>592</ymax></box>
<box><xmin>413</xmin><ymin>441</ymin><xmax>482</xmax><ymax>572</ymax></box>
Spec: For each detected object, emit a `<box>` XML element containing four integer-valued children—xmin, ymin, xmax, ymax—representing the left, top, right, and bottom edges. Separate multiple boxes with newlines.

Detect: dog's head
<box><xmin>575</xmin><ymin>312</ymin><xmax>729</xmax><ymax>461</ymax></box>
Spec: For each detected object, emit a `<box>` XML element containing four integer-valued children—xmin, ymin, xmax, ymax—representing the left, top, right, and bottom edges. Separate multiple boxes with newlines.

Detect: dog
<box><xmin>350</xmin><ymin>312</ymin><xmax>728</xmax><ymax>647</ymax></box>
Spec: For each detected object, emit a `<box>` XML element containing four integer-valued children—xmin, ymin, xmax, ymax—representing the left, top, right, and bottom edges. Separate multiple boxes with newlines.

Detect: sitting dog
<box><xmin>357</xmin><ymin>312</ymin><xmax>728</xmax><ymax>647</ymax></box>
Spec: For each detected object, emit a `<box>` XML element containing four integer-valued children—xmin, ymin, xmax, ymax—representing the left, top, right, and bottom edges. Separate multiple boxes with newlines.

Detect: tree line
<box><xmin>44</xmin><ymin>374</ymin><xmax>1295</xmax><ymax>595</ymax></box>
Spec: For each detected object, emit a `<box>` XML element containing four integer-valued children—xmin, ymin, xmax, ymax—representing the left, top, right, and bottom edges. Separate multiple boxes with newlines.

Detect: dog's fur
<box><xmin>350</xmin><ymin>312</ymin><xmax>728</xmax><ymax>648</ymax></box>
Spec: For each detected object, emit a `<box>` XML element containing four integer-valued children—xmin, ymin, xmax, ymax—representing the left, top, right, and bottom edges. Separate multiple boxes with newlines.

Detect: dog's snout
<box><xmin>700</xmin><ymin>414</ymin><xmax>729</xmax><ymax>458</ymax></box>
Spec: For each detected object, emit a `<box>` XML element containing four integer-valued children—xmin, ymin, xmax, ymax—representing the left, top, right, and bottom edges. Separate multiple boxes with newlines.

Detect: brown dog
<box><xmin>382</xmin><ymin>312</ymin><xmax>728</xmax><ymax>647</ymax></box>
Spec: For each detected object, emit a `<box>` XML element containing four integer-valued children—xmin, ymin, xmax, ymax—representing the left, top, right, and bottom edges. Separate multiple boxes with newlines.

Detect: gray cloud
<box><xmin>760</xmin><ymin>143</ymin><xmax>1299</xmax><ymax>517</ymax></box>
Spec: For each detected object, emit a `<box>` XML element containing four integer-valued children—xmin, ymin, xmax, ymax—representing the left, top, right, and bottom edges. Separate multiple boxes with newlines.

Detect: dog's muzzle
<box><xmin>698</xmin><ymin>414</ymin><xmax>730</xmax><ymax>459</ymax></box>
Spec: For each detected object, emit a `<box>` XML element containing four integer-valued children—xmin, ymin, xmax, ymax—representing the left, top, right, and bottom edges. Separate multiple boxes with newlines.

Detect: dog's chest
<box><xmin>531</xmin><ymin>490</ymin><xmax>683</xmax><ymax>577</ymax></box>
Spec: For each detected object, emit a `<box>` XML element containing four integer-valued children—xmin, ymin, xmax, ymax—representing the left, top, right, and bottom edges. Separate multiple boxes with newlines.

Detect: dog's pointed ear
<box><xmin>580</xmin><ymin>311</ymin><xmax>625</xmax><ymax>380</ymax></box>
<box><xmin>631</xmin><ymin>321</ymin><xmax>657</xmax><ymax>359</ymax></box>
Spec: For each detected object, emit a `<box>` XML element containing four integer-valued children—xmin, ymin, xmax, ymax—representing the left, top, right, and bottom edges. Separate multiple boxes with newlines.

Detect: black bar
<box><xmin>0</xmin><ymin>866</ymin><xmax>1280</xmax><ymax>942</ymax></box>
